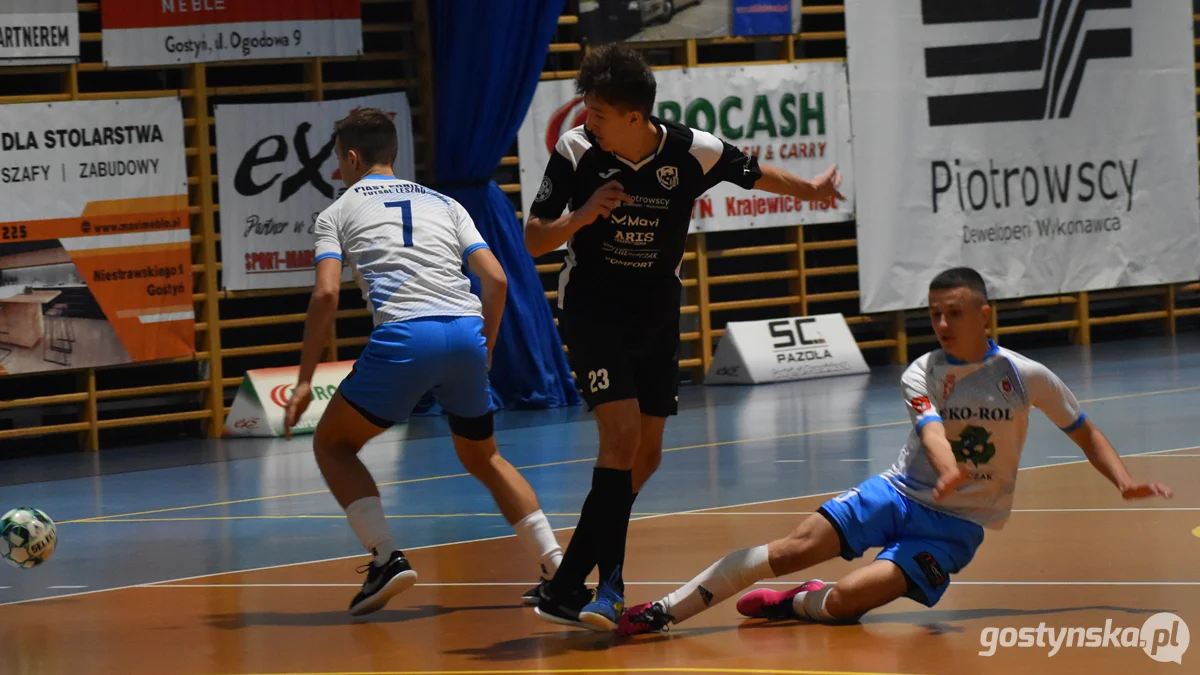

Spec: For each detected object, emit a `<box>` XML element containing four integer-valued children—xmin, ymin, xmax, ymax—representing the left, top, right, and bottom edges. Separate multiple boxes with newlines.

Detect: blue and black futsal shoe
<box><xmin>578</xmin><ymin>567</ymin><xmax>626</xmax><ymax>632</ymax></box>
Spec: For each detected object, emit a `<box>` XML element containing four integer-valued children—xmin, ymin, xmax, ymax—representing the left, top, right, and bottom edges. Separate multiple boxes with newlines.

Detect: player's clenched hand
<box><xmin>932</xmin><ymin>465</ymin><xmax>969</xmax><ymax>503</ymax></box>
<box><xmin>1119</xmin><ymin>480</ymin><xmax>1173</xmax><ymax>500</ymax></box>
<box><xmin>577</xmin><ymin>181</ymin><xmax>634</xmax><ymax>225</ymax></box>
<box><xmin>283</xmin><ymin>382</ymin><xmax>312</xmax><ymax>440</ymax></box>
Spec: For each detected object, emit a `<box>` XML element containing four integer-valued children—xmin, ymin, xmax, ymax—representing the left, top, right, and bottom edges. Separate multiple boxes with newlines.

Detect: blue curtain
<box><xmin>425</xmin><ymin>0</ymin><xmax>580</xmax><ymax>411</ymax></box>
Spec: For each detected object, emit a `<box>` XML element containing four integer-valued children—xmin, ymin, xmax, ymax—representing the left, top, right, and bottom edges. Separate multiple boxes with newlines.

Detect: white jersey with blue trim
<box><xmin>881</xmin><ymin>341</ymin><xmax>1086</xmax><ymax>529</ymax></box>
<box><xmin>313</xmin><ymin>175</ymin><xmax>487</xmax><ymax>326</ymax></box>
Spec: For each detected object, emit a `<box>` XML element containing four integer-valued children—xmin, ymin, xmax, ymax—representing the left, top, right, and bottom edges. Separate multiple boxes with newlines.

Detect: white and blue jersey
<box><xmin>817</xmin><ymin>340</ymin><xmax>1086</xmax><ymax>607</ymax></box>
<box><xmin>312</xmin><ymin>174</ymin><xmax>494</xmax><ymax>427</ymax></box>
<box><xmin>883</xmin><ymin>340</ymin><xmax>1086</xmax><ymax>529</ymax></box>
<box><xmin>313</xmin><ymin>174</ymin><xmax>489</xmax><ymax>326</ymax></box>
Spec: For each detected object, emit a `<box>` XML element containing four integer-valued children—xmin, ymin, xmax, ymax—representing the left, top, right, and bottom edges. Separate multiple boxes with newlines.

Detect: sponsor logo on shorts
<box><xmin>912</xmin><ymin>551</ymin><xmax>947</xmax><ymax>588</ymax></box>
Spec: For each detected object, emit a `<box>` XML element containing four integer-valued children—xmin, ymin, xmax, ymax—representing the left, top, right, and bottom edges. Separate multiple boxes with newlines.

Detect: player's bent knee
<box><xmin>449</xmin><ymin>411</ymin><xmax>493</xmax><ymax>441</ymax></box>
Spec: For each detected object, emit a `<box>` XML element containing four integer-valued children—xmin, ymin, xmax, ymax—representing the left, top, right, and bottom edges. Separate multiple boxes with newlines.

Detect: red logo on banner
<box><xmin>269</xmin><ymin>384</ymin><xmax>293</xmax><ymax>408</ymax></box>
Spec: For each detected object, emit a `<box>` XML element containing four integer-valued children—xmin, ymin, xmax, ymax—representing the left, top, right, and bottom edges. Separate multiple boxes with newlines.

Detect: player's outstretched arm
<box><xmin>753</xmin><ymin>163</ymin><xmax>845</xmax><ymax>206</ymax></box>
<box><xmin>284</xmin><ymin>256</ymin><xmax>342</xmax><ymax>438</ymax></box>
<box><xmin>921</xmin><ymin>421</ymin><xmax>969</xmax><ymax>502</ymax></box>
<box><xmin>466</xmin><ymin>247</ymin><xmax>507</xmax><ymax>369</ymax></box>
<box><xmin>1066</xmin><ymin>418</ymin><xmax>1173</xmax><ymax>500</ymax></box>
<box><xmin>524</xmin><ymin>181</ymin><xmax>633</xmax><ymax>257</ymax></box>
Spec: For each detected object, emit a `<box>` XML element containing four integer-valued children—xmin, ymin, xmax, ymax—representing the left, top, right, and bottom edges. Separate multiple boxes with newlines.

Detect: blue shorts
<box><xmin>337</xmin><ymin>315</ymin><xmax>492</xmax><ymax>427</ymax></box>
<box><xmin>817</xmin><ymin>475</ymin><xmax>985</xmax><ymax>607</ymax></box>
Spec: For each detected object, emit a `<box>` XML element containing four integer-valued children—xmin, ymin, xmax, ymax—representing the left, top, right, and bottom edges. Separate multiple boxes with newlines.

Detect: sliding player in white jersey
<box><xmin>283</xmin><ymin>108</ymin><xmax>563</xmax><ymax>617</ymax></box>
<box><xmin>616</xmin><ymin>266</ymin><xmax>1173</xmax><ymax>635</ymax></box>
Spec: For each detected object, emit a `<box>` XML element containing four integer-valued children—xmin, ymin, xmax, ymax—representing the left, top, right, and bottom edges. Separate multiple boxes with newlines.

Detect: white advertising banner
<box><xmin>0</xmin><ymin>98</ymin><xmax>193</xmax><ymax>376</ymax></box>
<box><xmin>0</xmin><ymin>0</ymin><xmax>79</xmax><ymax>65</ymax></box>
<box><xmin>705</xmin><ymin>313</ymin><xmax>869</xmax><ymax>385</ymax></box>
<box><xmin>214</xmin><ymin>92</ymin><xmax>416</xmax><ymax>291</ymax></box>
<box><xmin>223</xmin><ymin>361</ymin><xmax>354</xmax><ymax>437</ymax></box>
<box><xmin>101</xmin><ymin>0</ymin><xmax>362</xmax><ymax>68</ymax></box>
<box><xmin>517</xmin><ymin>62</ymin><xmax>854</xmax><ymax>234</ymax></box>
<box><xmin>846</xmin><ymin>0</ymin><xmax>1200</xmax><ymax>313</ymax></box>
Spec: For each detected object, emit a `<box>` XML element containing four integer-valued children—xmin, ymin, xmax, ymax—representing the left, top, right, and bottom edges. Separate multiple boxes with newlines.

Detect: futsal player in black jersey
<box><xmin>523</xmin><ymin>42</ymin><xmax>845</xmax><ymax>631</ymax></box>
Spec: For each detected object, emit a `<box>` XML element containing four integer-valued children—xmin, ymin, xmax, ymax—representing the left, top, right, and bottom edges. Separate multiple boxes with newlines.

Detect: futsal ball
<box><xmin>0</xmin><ymin>507</ymin><xmax>57</xmax><ymax>568</ymax></box>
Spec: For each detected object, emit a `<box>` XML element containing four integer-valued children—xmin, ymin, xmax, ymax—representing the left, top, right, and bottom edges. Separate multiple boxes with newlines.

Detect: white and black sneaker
<box><xmin>522</xmin><ymin>579</ymin><xmax>551</xmax><ymax>606</ymax></box>
<box><xmin>522</xmin><ymin>564</ymin><xmax>554</xmax><ymax>606</ymax></box>
<box><xmin>533</xmin><ymin>583</ymin><xmax>595</xmax><ymax>629</ymax></box>
<box><xmin>348</xmin><ymin>550</ymin><xmax>418</xmax><ymax>616</ymax></box>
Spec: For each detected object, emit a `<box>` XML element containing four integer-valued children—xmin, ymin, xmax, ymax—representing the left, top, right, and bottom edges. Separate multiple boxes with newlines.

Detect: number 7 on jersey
<box><xmin>384</xmin><ymin>200</ymin><xmax>414</xmax><ymax>247</ymax></box>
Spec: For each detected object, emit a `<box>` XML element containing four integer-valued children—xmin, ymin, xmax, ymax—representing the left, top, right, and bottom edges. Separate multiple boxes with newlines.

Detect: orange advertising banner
<box><xmin>0</xmin><ymin>99</ymin><xmax>192</xmax><ymax>376</ymax></box>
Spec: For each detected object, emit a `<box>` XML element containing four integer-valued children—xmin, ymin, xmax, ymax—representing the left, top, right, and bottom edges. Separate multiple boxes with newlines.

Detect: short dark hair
<box><xmin>576</xmin><ymin>43</ymin><xmax>656</xmax><ymax>117</ymax></box>
<box><xmin>929</xmin><ymin>266</ymin><xmax>989</xmax><ymax>301</ymax></box>
<box><xmin>334</xmin><ymin>107</ymin><xmax>397</xmax><ymax>167</ymax></box>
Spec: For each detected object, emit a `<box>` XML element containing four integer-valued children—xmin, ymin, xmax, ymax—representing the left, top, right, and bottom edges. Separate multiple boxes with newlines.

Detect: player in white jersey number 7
<box><xmin>616</xmin><ymin>266</ymin><xmax>1174</xmax><ymax>635</ymax></box>
<box><xmin>283</xmin><ymin>109</ymin><xmax>565</xmax><ymax>618</ymax></box>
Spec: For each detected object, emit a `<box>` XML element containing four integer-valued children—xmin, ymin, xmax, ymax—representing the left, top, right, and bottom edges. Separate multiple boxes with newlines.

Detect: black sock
<box><xmin>550</xmin><ymin>469</ymin><xmax>636</xmax><ymax>597</ymax></box>
<box><xmin>549</xmin><ymin>477</ymin><xmax>603</xmax><ymax>596</ymax></box>
<box><xmin>594</xmin><ymin>468</ymin><xmax>634</xmax><ymax>594</ymax></box>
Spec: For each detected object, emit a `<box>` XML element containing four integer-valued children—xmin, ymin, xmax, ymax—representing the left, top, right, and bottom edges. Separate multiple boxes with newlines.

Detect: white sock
<box><xmin>660</xmin><ymin>545</ymin><xmax>774</xmax><ymax>624</ymax></box>
<box><xmin>794</xmin><ymin>585</ymin><xmax>857</xmax><ymax>624</ymax></box>
<box><xmin>513</xmin><ymin>509</ymin><xmax>563</xmax><ymax>579</ymax></box>
<box><xmin>344</xmin><ymin>496</ymin><xmax>397</xmax><ymax>565</ymax></box>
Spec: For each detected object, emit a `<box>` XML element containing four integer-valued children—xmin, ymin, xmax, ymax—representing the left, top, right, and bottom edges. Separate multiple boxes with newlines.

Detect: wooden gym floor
<box><xmin>1</xmin><ymin>335</ymin><xmax>1198</xmax><ymax>674</ymax></box>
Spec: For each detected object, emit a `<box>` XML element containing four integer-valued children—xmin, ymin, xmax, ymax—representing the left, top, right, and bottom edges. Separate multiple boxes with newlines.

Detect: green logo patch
<box><xmin>951</xmin><ymin>425</ymin><xmax>996</xmax><ymax>466</ymax></box>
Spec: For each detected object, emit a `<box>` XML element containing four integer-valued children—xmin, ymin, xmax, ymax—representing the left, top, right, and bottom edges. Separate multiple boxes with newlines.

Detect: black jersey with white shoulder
<box><xmin>528</xmin><ymin>117</ymin><xmax>762</xmax><ymax>309</ymax></box>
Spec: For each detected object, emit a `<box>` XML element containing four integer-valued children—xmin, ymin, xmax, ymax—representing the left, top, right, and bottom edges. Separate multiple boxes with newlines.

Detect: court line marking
<box><xmin>3</xmin><ymin>443</ymin><xmax>1195</xmax><ymax>608</ymax></box>
<box><xmin>70</xmin><ymin>505</ymin><xmax>1200</xmax><ymax>524</ymax></box>
<box><xmin>57</xmin><ymin>420</ymin><xmax>911</xmax><ymax>524</ymax></box>
<box><xmin>146</xmin><ymin>581</ymin><xmax>1200</xmax><ymax>589</ymax></box>
<box><xmin>208</xmin><ymin>662</ymin><xmax>926</xmax><ymax>667</ymax></box>
<box><xmin>55</xmin><ymin>383</ymin><xmax>1200</xmax><ymax>525</ymax></box>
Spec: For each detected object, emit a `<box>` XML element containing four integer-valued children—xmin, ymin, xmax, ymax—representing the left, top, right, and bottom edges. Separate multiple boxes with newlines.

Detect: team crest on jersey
<box><xmin>535</xmin><ymin>176</ymin><xmax>552</xmax><ymax>202</ymax></box>
<box><xmin>656</xmin><ymin>165</ymin><xmax>679</xmax><ymax>190</ymax></box>
<box><xmin>943</xmin><ymin>374</ymin><xmax>956</xmax><ymax>400</ymax></box>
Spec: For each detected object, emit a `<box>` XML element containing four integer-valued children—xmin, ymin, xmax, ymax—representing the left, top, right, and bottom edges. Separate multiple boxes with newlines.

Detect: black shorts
<box><xmin>560</xmin><ymin>301</ymin><xmax>680</xmax><ymax>418</ymax></box>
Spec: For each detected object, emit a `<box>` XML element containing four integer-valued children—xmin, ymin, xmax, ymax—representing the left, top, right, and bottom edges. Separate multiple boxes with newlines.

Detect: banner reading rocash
<box><xmin>215</xmin><ymin>92</ymin><xmax>416</xmax><ymax>290</ymax></box>
<box><xmin>0</xmin><ymin>98</ymin><xmax>191</xmax><ymax>376</ymax></box>
<box><xmin>0</xmin><ymin>0</ymin><xmax>79</xmax><ymax>66</ymax></box>
<box><xmin>846</xmin><ymin>0</ymin><xmax>1200</xmax><ymax>313</ymax></box>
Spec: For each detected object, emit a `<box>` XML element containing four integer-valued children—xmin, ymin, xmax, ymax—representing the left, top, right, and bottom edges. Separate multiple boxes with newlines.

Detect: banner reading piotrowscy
<box><xmin>845</xmin><ymin>0</ymin><xmax>1200</xmax><ymax>313</ymax></box>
